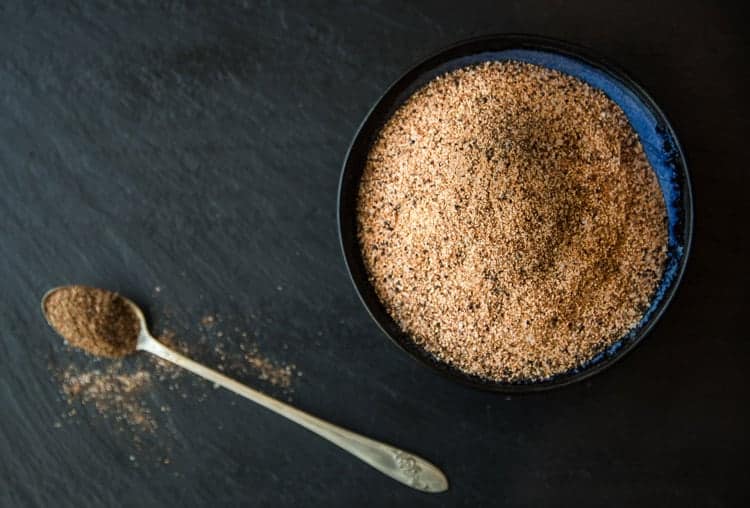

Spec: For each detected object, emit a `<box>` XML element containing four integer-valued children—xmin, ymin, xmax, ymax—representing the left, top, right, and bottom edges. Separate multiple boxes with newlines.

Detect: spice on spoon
<box><xmin>43</xmin><ymin>285</ymin><xmax>140</xmax><ymax>358</ymax></box>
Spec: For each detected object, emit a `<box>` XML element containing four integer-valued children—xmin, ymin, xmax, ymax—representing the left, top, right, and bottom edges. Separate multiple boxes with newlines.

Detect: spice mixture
<box><xmin>357</xmin><ymin>61</ymin><xmax>668</xmax><ymax>382</ymax></box>
<box><xmin>44</xmin><ymin>286</ymin><xmax>140</xmax><ymax>358</ymax></box>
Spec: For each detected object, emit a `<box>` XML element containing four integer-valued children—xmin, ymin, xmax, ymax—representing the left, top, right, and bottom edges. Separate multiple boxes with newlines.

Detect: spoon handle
<box><xmin>138</xmin><ymin>333</ymin><xmax>448</xmax><ymax>493</ymax></box>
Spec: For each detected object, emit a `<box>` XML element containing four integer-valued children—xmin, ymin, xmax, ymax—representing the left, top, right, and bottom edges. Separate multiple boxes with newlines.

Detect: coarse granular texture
<box><xmin>243</xmin><ymin>351</ymin><xmax>295</xmax><ymax>389</ymax></box>
<box><xmin>357</xmin><ymin>61</ymin><xmax>668</xmax><ymax>382</ymax></box>
<box><xmin>159</xmin><ymin>327</ymin><xmax>298</xmax><ymax>392</ymax></box>
<box><xmin>44</xmin><ymin>286</ymin><xmax>140</xmax><ymax>358</ymax></box>
<box><xmin>59</xmin><ymin>363</ymin><xmax>156</xmax><ymax>432</ymax></box>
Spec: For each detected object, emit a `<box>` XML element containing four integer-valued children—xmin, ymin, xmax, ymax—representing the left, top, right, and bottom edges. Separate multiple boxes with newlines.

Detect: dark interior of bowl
<box><xmin>338</xmin><ymin>34</ymin><xmax>693</xmax><ymax>392</ymax></box>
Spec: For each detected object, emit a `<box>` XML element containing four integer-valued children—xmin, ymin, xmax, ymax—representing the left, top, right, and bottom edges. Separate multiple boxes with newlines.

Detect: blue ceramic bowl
<box><xmin>338</xmin><ymin>35</ymin><xmax>693</xmax><ymax>392</ymax></box>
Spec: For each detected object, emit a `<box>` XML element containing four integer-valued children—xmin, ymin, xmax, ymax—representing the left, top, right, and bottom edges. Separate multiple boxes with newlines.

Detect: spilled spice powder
<box><xmin>44</xmin><ymin>286</ymin><xmax>139</xmax><ymax>358</ymax></box>
<box><xmin>244</xmin><ymin>351</ymin><xmax>295</xmax><ymax>389</ymax></box>
<box><xmin>59</xmin><ymin>363</ymin><xmax>156</xmax><ymax>432</ymax></box>
<box><xmin>357</xmin><ymin>61</ymin><xmax>668</xmax><ymax>382</ymax></box>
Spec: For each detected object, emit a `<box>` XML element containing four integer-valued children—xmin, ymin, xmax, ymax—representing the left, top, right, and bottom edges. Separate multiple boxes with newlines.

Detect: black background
<box><xmin>1</xmin><ymin>1</ymin><xmax>747</xmax><ymax>507</ymax></box>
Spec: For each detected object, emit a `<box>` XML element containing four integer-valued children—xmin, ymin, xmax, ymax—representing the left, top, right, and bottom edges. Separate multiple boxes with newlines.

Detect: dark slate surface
<box><xmin>1</xmin><ymin>1</ymin><xmax>747</xmax><ymax>507</ymax></box>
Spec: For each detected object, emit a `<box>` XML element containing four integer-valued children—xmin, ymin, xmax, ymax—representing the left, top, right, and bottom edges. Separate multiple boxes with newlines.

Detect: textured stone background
<box><xmin>1</xmin><ymin>1</ymin><xmax>747</xmax><ymax>506</ymax></box>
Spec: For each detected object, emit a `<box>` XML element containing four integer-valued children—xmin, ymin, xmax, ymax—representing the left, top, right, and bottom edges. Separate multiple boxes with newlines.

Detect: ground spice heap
<box><xmin>44</xmin><ymin>286</ymin><xmax>140</xmax><ymax>358</ymax></box>
<box><xmin>357</xmin><ymin>61</ymin><xmax>668</xmax><ymax>382</ymax></box>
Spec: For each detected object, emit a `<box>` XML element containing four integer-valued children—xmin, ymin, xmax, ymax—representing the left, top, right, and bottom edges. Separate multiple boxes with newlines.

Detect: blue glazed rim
<box><xmin>337</xmin><ymin>34</ymin><xmax>694</xmax><ymax>392</ymax></box>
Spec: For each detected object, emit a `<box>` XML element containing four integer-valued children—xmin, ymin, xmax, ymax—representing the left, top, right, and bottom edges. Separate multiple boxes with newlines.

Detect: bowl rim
<box><xmin>337</xmin><ymin>33</ymin><xmax>694</xmax><ymax>393</ymax></box>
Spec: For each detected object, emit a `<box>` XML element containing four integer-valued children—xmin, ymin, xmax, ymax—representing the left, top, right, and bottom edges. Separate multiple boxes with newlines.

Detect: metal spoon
<box><xmin>42</xmin><ymin>288</ymin><xmax>448</xmax><ymax>493</ymax></box>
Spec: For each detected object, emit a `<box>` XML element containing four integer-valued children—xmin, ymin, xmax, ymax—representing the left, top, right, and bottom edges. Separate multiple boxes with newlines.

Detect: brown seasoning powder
<box><xmin>59</xmin><ymin>363</ymin><xmax>156</xmax><ymax>432</ymax></box>
<box><xmin>44</xmin><ymin>286</ymin><xmax>140</xmax><ymax>358</ymax></box>
<box><xmin>357</xmin><ymin>61</ymin><xmax>668</xmax><ymax>382</ymax></box>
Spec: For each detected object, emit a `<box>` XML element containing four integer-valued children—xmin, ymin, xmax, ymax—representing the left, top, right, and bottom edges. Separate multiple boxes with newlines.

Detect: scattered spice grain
<box><xmin>357</xmin><ymin>61</ymin><xmax>668</xmax><ymax>382</ymax></box>
<box><xmin>59</xmin><ymin>363</ymin><xmax>156</xmax><ymax>432</ymax></box>
<box><xmin>244</xmin><ymin>351</ymin><xmax>295</xmax><ymax>389</ymax></box>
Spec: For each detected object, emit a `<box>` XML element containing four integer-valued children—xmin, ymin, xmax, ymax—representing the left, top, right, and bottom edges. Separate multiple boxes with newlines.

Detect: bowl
<box><xmin>337</xmin><ymin>34</ymin><xmax>693</xmax><ymax>392</ymax></box>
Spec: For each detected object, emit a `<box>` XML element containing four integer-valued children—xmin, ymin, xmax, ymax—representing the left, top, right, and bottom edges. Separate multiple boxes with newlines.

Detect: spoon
<box><xmin>42</xmin><ymin>288</ymin><xmax>448</xmax><ymax>493</ymax></box>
